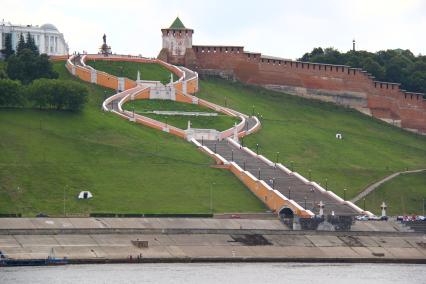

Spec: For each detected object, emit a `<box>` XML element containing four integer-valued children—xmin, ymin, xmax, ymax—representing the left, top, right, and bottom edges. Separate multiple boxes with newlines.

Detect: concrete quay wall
<box><xmin>1</xmin><ymin>232</ymin><xmax>425</xmax><ymax>264</ymax></box>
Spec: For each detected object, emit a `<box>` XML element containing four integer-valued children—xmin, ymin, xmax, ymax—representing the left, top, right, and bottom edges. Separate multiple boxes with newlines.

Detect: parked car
<box><xmin>356</xmin><ymin>215</ymin><xmax>369</xmax><ymax>221</ymax></box>
<box><xmin>368</xmin><ymin>215</ymin><xmax>381</xmax><ymax>221</ymax></box>
<box><xmin>380</xmin><ymin>216</ymin><xmax>388</xmax><ymax>221</ymax></box>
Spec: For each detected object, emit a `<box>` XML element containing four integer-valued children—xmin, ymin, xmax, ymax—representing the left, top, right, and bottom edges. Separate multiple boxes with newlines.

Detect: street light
<box><xmin>288</xmin><ymin>186</ymin><xmax>291</xmax><ymax>199</ymax></box>
<box><xmin>343</xmin><ymin>188</ymin><xmax>347</xmax><ymax>200</ymax></box>
<box><xmin>225</xmin><ymin>97</ymin><xmax>227</xmax><ymax>107</ymax></box>
<box><xmin>363</xmin><ymin>198</ymin><xmax>366</xmax><ymax>211</ymax></box>
<box><xmin>272</xmin><ymin>178</ymin><xmax>275</xmax><ymax>189</ymax></box>
<box><xmin>275</xmin><ymin>152</ymin><xmax>280</xmax><ymax>164</ymax></box>
<box><xmin>325</xmin><ymin>178</ymin><xmax>328</xmax><ymax>190</ymax></box>
<box><xmin>291</xmin><ymin>161</ymin><xmax>294</xmax><ymax>172</ymax></box>
<box><xmin>258</xmin><ymin>168</ymin><xmax>261</xmax><ymax>179</ymax></box>
<box><xmin>256</xmin><ymin>144</ymin><xmax>259</xmax><ymax>155</ymax></box>
<box><xmin>210</xmin><ymin>182</ymin><xmax>215</xmax><ymax>213</ymax></box>
<box><xmin>231</xmin><ymin>149</ymin><xmax>234</xmax><ymax>161</ymax></box>
<box><xmin>214</xmin><ymin>143</ymin><xmax>217</xmax><ymax>153</ymax></box>
<box><xmin>243</xmin><ymin>161</ymin><xmax>246</xmax><ymax>171</ymax></box>
<box><xmin>63</xmin><ymin>185</ymin><xmax>68</xmax><ymax>217</ymax></box>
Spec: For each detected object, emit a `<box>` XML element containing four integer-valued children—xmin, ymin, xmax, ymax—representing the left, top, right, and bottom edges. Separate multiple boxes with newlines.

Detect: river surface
<box><xmin>0</xmin><ymin>263</ymin><xmax>425</xmax><ymax>283</ymax></box>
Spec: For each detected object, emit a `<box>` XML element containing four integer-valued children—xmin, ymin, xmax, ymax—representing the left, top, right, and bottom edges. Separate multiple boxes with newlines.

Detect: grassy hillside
<box><xmin>0</xmin><ymin>62</ymin><xmax>265</xmax><ymax>216</ymax></box>
<box><xmin>123</xmin><ymin>100</ymin><xmax>240</xmax><ymax>131</ymax></box>
<box><xmin>197</xmin><ymin>78</ymin><xmax>426</xmax><ymax>208</ymax></box>
<box><xmin>361</xmin><ymin>171</ymin><xmax>426</xmax><ymax>216</ymax></box>
<box><xmin>86</xmin><ymin>60</ymin><xmax>172</xmax><ymax>83</ymax></box>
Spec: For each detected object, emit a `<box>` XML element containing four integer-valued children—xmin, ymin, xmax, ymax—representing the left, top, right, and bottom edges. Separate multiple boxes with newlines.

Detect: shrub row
<box><xmin>0</xmin><ymin>78</ymin><xmax>88</xmax><ymax>111</ymax></box>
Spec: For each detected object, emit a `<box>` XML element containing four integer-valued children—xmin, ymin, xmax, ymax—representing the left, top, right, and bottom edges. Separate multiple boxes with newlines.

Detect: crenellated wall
<box><xmin>186</xmin><ymin>45</ymin><xmax>426</xmax><ymax>133</ymax></box>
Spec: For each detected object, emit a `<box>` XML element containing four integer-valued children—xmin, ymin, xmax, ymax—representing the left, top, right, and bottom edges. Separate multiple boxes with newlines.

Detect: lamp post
<box><xmin>275</xmin><ymin>152</ymin><xmax>280</xmax><ymax>164</ymax></box>
<box><xmin>63</xmin><ymin>185</ymin><xmax>67</xmax><ymax>217</ymax></box>
<box><xmin>343</xmin><ymin>188</ymin><xmax>347</xmax><ymax>201</ymax></box>
<box><xmin>258</xmin><ymin>168</ymin><xmax>261</xmax><ymax>179</ymax></box>
<box><xmin>308</xmin><ymin>169</ymin><xmax>312</xmax><ymax>180</ymax></box>
<box><xmin>225</xmin><ymin>97</ymin><xmax>227</xmax><ymax>107</ymax></box>
<box><xmin>252</xmin><ymin>105</ymin><xmax>255</xmax><ymax>116</ymax></box>
<box><xmin>241</xmin><ymin>137</ymin><xmax>244</xmax><ymax>147</ymax></box>
<box><xmin>363</xmin><ymin>198</ymin><xmax>366</xmax><ymax>211</ymax></box>
<box><xmin>231</xmin><ymin>149</ymin><xmax>234</xmax><ymax>161</ymax></box>
<box><xmin>243</xmin><ymin>161</ymin><xmax>246</xmax><ymax>171</ymax></box>
<box><xmin>210</xmin><ymin>183</ymin><xmax>215</xmax><ymax>213</ymax></box>
<box><xmin>325</xmin><ymin>178</ymin><xmax>328</xmax><ymax>190</ymax></box>
<box><xmin>272</xmin><ymin>178</ymin><xmax>275</xmax><ymax>189</ymax></box>
<box><xmin>214</xmin><ymin>143</ymin><xmax>217</xmax><ymax>153</ymax></box>
<box><xmin>288</xmin><ymin>186</ymin><xmax>291</xmax><ymax>199</ymax></box>
<box><xmin>256</xmin><ymin>144</ymin><xmax>259</xmax><ymax>155</ymax></box>
<box><xmin>291</xmin><ymin>161</ymin><xmax>294</xmax><ymax>172</ymax></box>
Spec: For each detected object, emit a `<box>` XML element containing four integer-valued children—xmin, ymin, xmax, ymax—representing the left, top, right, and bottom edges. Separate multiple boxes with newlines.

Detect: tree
<box><xmin>6</xmin><ymin>49</ymin><xmax>58</xmax><ymax>84</ymax></box>
<box><xmin>361</xmin><ymin>57</ymin><xmax>385</xmax><ymax>81</ymax></box>
<box><xmin>1</xmin><ymin>33</ymin><xmax>15</xmax><ymax>59</ymax></box>
<box><xmin>0</xmin><ymin>79</ymin><xmax>24</xmax><ymax>107</ymax></box>
<box><xmin>26</xmin><ymin>79</ymin><xmax>88</xmax><ymax>111</ymax></box>
<box><xmin>25</xmin><ymin>32</ymin><xmax>39</xmax><ymax>55</ymax></box>
<box><xmin>26</xmin><ymin>78</ymin><xmax>53</xmax><ymax>109</ymax></box>
<box><xmin>16</xmin><ymin>33</ymin><xmax>26</xmax><ymax>55</ymax></box>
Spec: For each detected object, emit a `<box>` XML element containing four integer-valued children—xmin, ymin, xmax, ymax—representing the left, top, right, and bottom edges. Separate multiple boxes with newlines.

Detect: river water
<box><xmin>0</xmin><ymin>263</ymin><xmax>424</xmax><ymax>283</ymax></box>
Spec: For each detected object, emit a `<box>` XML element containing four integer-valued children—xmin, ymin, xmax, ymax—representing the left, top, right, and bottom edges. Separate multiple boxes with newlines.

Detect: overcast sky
<box><xmin>2</xmin><ymin>0</ymin><xmax>425</xmax><ymax>59</ymax></box>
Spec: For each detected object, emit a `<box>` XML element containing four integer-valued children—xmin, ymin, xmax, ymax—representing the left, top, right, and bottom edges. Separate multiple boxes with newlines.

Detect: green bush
<box><xmin>0</xmin><ymin>79</ymin><xmax>24</xmax><ymax>107</ymax></box>
<box><xmin>6</xmin><ymin>49</ymin><xmax>58</xmax><ymax>84</ymax></box>
<box><xmin>26</xmin><ymin>79</ymin><xmax>88</xmax><ymax>111</ymax></box>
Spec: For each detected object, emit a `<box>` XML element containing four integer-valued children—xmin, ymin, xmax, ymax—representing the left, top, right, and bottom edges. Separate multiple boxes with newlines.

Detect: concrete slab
<box><xmin>357</xmin><ymin>236</ymin><xmax>381</xmax><ymax>247</ymax></box>
<box><xmin>371</xmin><ymin>236</ymin><xmax>413</xmax><ymax>248</ymax></box>
<box><xmin>366</xmin><ymin>246</ymin><xmax>394</xmax><ymax>258</ymax></box>
<box><xmin>0</xmin><ymin>235</ymin><xmax>19</xmax><ymax>247</ymax></box>
<box><xmin>385</xmin><ymin>247</ymin><xmax>426</xmax><ymax>259</ymax></box>
<box><xmin>14</xmin><ymin>235</ymin><xmax>59</xmax><ymax>247</ymax></box>
<box><xmin>54</xmin><ymin>235</ymin><xmax>98</xmax><ymax>246</ymax></box>
<box><xmin>317</xmin><ymin>246</ymin><xmax>360</xmax><ymax>258</ymax></box>
<box><xmin>168</xmin><ymin>234</ymin><xmax>215</xmax><ymax>246</ymax></box>
<box><xmin>306</xmin><ymin>235</ymin><xmax>345</xmax><ymax>247</ymax></box>
<box><xmin>265</xmin><ymin>235</ymin><xmax>314</xmax><ymax>247</ymax></box>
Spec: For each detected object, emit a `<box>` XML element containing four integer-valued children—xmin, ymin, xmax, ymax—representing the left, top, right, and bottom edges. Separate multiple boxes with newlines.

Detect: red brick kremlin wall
<box><xmin>188</xmin><ymin>45</ymin><xmax>426</xmax><ymax>133</ymax></box>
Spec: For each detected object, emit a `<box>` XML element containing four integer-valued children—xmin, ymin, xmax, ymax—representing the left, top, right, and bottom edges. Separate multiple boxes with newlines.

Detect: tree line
<box><xmin>0</xmin><ymin>32</ymin><xmax>88</xmax><ymax>111</ymax></box>
<box><xmin>299</xmin><ymin>48</ymin><xmax>426</xmax><ymax>94</ymax></box>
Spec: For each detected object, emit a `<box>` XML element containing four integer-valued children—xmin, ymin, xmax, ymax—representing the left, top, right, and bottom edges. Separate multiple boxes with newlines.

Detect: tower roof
<box><xmin>169</xmin><ymin>17</ymin><xmax>186</xmax><ymax>29</ymax></box>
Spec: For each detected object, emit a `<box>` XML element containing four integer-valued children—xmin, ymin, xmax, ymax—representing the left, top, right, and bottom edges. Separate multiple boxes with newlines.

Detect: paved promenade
<box><xmin>0</xmin><ymin>218</ymin><xmax>424</xmax><ymax>263</ymax></box>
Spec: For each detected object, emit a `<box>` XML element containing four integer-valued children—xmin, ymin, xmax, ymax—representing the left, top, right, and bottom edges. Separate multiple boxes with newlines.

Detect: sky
<box><xmin>2</xmin><ymin>0</ymin><xmax>426</xmax><ymax>59</ymax></box>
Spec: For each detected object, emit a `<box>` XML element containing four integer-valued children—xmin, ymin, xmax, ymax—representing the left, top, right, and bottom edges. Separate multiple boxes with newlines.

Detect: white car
<box><xmin>368</xmin><ymin>215</ymin><xmax>381</xmax><ymax>221</ymax></box>
<box><xmin>356</xmin><ymin>215</ymin><xmax>369</xmax><ymax>221</ymax></box>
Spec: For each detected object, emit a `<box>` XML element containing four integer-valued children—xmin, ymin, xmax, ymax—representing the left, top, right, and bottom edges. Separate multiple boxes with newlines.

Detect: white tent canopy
<box><xmin>78</xmin><ymin>191</ymin><xmax>93</xmax><ymax>199</ymax></box>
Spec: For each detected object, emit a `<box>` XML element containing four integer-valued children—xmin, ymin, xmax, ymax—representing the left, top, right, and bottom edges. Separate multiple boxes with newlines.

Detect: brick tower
<box><xmin>157</xmin><ymin>17</ymin><xmax>197</xmax><ymax>67</ymax></box>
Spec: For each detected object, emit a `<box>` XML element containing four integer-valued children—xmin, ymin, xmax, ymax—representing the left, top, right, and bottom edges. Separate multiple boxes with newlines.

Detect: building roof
<box><xmin>169</xmin><ymin>17</ymin><xmax>186</xmax><ymax>29</ymax></box>
<box><xmin>41</xmin><ymin>23</ymin><xmax>58</xmax><ymax>31</ymax></box>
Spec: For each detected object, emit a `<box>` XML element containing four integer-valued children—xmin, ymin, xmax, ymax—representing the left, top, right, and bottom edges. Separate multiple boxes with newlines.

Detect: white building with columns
<box><xmin>0</xmin><ymin>20</ymin><xmax>68</xmax><ymax>57</ymax></box>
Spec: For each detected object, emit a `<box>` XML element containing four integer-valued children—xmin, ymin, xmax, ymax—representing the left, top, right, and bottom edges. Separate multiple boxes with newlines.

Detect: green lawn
<box><xmin>124</xmin><ymin>99</ymin><xmax>216</xmax><ymax>113</ymax></box>
<box><xmin>142</xmin><ymin>113</ymin><xmax>240</xmax><ymax>131</ymax></box>
<box><xmin>123</xmin><ymin>99</ymin><xmax>240</xmax><ymax>131</ymax></box>
<box><xmin>86</xmin><ymin>60</ymin><xmax>173</xmax><ymax>83</ymax></box>
<box><xmin>197</xmin><ymin>78</ymin><xmax>426</xmax><ymax>208</ymax></box>
<box><xmin>360</xmin><ymin>171</ymin><xmax>426</xmax><ymax>215</ymax></box>
<box><xmin>0</xmin><ymin>62</ymin><xmax>265</xmax><ymax>216</ymax></box>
